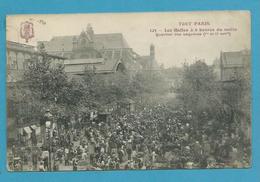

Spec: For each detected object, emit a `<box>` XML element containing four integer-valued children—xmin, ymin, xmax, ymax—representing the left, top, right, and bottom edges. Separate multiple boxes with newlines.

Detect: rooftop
<box><xmin>64</xmin><ymin>58</ymin><xmax>122</xmax><ymax>74</ymax></box>
<box><xmin>221</xmin><ymin>50</ymin><xmax>250</xmax><ymax>68</ymax></box>
<box><xmin>7</xmin><ymin>41</ymin><xmax>35</xmax><ymax>53</ymax></box>
<box><xmin>40</xmin><ymin>33</ymin><xmax>130</xmax><ymax>53</ymax></box>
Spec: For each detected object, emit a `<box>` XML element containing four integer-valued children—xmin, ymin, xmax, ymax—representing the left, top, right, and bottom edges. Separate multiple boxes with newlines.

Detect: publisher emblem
<box><xmin>20</xmin><ymin>21</ymin><xmax>34</xmax><ymax>43</ymax></box>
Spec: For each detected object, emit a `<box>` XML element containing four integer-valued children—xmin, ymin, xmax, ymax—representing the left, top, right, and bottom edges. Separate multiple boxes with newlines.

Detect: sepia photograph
<box><xmin>6</xmin><ymin>11</ymin><xmax>251</xmax><ymax>171</ymax></box>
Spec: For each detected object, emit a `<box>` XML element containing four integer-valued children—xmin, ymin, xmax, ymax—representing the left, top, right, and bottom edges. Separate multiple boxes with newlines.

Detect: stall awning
<box><xmin>18</xmin><ymin>128</ymin><xmax>23</xmax><ymax>135</ymax></box>
<box><xmin>30</xmin><ymin>125</ymin><xmax>37</xmax><ymax>130</ymax></box>
<box><xmin>45</xmin><ymin>121</ymin><xmax>51</xmax><ymax>128</ymax></box>
<box><xmin>23</xmin><ymin>126</ymin><xmax>32</xmax><ymax>134</ymax></box>
<box><xmin>30</xmin><ymin>125</ymin><xmax>41</xmax><ymax>135</ymax></box>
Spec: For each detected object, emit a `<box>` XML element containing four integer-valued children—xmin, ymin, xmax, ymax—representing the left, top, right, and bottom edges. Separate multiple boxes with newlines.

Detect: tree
<box><xmin>132</xmin><ymin>71</ymin><xmax>167</xmax><ymax>94</ymax></box>
<box><xmin>23</xmin><ymin>57</ymin><xmax>68</xmax><ymax>103</ymax></box>
<box><xmin>177</xmin><ymin>60</ymin><xmax>219</xmax><ymax>114</ymax></box>
<box><xmin>21</xmin><ymin>45</ymin><xmax>70</xmax><ymax>123</ymax></box>
<box><xmin>81</xmin><ymin>69</ymin><xmax>135</xmax><ymax>106</ymax></box>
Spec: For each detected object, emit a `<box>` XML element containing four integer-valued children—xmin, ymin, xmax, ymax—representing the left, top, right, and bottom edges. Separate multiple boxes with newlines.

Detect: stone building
<box><xmin>6</xmin><ymin>41</ymin><xmax>65</xmax><ymax>143</ymax></box>
<box><xmin>6</xmin><ymin>41</ymin><xmax>65</xmax><ymax>83</ymax></box>
<box><xmin>38</xmin><ymin>24</ymin><xmax>159</xmax><ymax>76</ymax></box>
<box><xmin>213</xmin><ymin>49</ymin><xmax>251</xmax><ymax>140</ymax></box>
<box><xmin>213</xmin><ymin>49</ymin><xmax>251</xmax><ymax>82</ymax></box>
<box><xmin>138</xmin><ymin>44</ymin><xmax>160</xmax><ymax>71</ymax></box>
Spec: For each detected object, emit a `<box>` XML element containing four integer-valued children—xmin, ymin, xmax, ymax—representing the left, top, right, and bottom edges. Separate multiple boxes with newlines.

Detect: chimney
<box><xmin>150</xmin><ymin>44</ymin><xmax>155</xmax><ymax>58</ymax></box>
<box><xmin>72</xmin><ymin>36</ymin><xmax>78</xmax><ymax>51</ymax></box>
<box><xmin>86</xmin><ymin>23</ymin><xmax>94</xmax><ymax>42</ymax></box>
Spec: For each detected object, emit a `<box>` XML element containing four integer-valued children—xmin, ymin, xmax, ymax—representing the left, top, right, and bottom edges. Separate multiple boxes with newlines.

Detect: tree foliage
<box><xmin>177</xmin><ymin>60</ymin><xmax>219</xmax><ymax>114</ymax></box>
<box><xmin>132</xmin><ymin>71</ymin><xmax>167</xmax><ymax>94</ymax></box>
<box><xmin>14</xmin><ymin>46</ymin><xmax>167</xmax><ymax>124</ymax></box>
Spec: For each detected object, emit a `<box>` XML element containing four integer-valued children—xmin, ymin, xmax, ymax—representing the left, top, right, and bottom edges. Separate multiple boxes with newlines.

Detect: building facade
<box><xmin>6</xmin><ymin>41</ymin><xmax>65</xmax><ymax>83</ymax></box>
<box><xmin>213</xmin><ymin>49</ymin><xmax>251</xmax><ymax>82</ymax></box>
<box><xmin>213</xmin><ymin>49</ymin><xmax>251</xmax><ymax>140</ymax></box>
<box><xmin>6</xmin><ymin>41</ymin><xmax>65</xmax><ymax>143</ymax></box>
<box><xmin>138</xmin><ymin>44</ymin><xmax>160</xmax><ymax>71</ymax></box>
<box><xmin>38</xmin><ymin>24</ymin><xmax>159</xmax><ymax>76</ymax></box>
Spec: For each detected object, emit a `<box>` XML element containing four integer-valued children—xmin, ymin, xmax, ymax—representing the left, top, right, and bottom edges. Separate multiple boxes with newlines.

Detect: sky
<box><xmin>6</xmin><ymin>11</ymin><xmax>251</xmax><ymax>67</ymax></box>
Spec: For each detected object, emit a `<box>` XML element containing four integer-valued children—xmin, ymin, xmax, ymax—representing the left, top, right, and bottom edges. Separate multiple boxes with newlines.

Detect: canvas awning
<box><xmin>18</xmin><ymin>128</ymin><xmax>23</xmax><ymax>135</ymax></box>
<box><xmin>42</xmin><ymin>151</ymin><xmax>49</xmax><ymax>158</ymax></box>
<box><xmin>30</xmin><ymin>125</ymin><xmax>41</xmax><ymax>135</ymax></box>
<box><xmin>30</xmin><ymin>125</ymin><xmax>37</xmax><ymax>130</ymax></box>
<box><xmin>23</xmin><ymin>126</ymin><xmax>32</xmax><ymax>134</ymax></box>
<box><xmin>45</xmin><ymin>121</ymin><xmax>51</xmax><ymax>128</ymax></box>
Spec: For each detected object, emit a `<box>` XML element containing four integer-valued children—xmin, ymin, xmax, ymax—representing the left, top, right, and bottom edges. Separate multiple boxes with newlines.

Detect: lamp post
<box><xmin>44</xmin><ymin>109</ymin><xmax>53</xmax><ymax>171</ymax></box>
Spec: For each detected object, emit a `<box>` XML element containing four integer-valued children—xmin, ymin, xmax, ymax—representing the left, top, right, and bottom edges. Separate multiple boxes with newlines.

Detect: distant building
<box><xmin>213</xmin><ymin>50</ymin><xmax>251</xmax><ymax>140</ymax></box>
<box><xmin>38</xmin><ymin>24</ymin><xmax>159</xmax><ymax>76</ymax></box>
<box><xmin>213</xmin><ymin>50</ymin><xmax>251</xmax><ymax>82</ymax></box>
<box><xmin>6</xmin><ymin>41</ymin><xmax>65</xmax><ymax>143</ymax></box>
<box><xmin>137</xmin><ymin>44</ymin><xmax>160</xmax><ymax>71</ymax></box>
<box><xmin>6</xmin><ymin>41</ymin><xmax>65</xmax><ymax>83</ymax></box>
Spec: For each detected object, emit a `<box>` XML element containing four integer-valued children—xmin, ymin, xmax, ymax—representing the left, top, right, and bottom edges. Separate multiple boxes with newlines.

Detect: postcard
<box><xmin>6</xmin><ymin>11</ymin><xmax>251</xmax><ymax>171</ymax></box>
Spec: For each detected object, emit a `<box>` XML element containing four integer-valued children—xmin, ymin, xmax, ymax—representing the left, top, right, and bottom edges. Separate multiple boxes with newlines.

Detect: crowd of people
<box><xmin>8</xmin><ymin>104</ymin><xmax>251</xmax><ymax>171</ymax></box>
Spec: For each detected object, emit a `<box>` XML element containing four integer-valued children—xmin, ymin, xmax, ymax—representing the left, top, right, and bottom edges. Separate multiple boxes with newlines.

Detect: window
<box><xmin>104</xmin><ymin>51</ymin><xmax>112</xmax><ymax>59</ymax></box>
<box><xmin>17</xmin><ymin>52</ymin><xmax>25</xmax><ymax>70</ymax></box>
<box><xmin>9</xmin><ymin>51</ymin><xmax>17</xmax><ymax>69</ymax></box>
<box><xmin>7</xmin><ymin>52</ymin><xmax>11</xmax><ymax>69</ymax></box>
<box><xmin>24</xmin><ymin>54</ymin><xmax>31</xmax><ymax>69</ymax></box>
<box><xmin>23</xmin><ymin>61</ymin><xmax>28</xmax><ymax>70</ymax></box>
<box><xmin>113</xmin><ymin>50</ymin><xmax>121</xmax><ymax>59</ymax></box>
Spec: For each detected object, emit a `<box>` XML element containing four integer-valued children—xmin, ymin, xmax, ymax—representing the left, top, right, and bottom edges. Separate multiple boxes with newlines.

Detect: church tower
<box><xmin>150</xmin><ymin>44</ymin><xmax>155</xmax><ymax>59</ymax></box>
<box><xmin>149</xmin><ymin>44</ymin><xmax>155</xmax><ymax>70</ymax></box>
<box><xmin>86</xmin><ymin>24</ymin><xmax>94</xmax><ymax>42</ymax></box>
<box><xmin>72</xmin><ymin>25</ymin><xmax>100</xmax><ymax>59</ymax></box>
<box><xmin>78</xmin><ymin>30</ymin><xmax>88</xmax><ymax>48</ymax></box>
<box><xmin>72</xmin><ymin>36</ymin><xmax>78</xmax><ymax>51</ymax></box>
